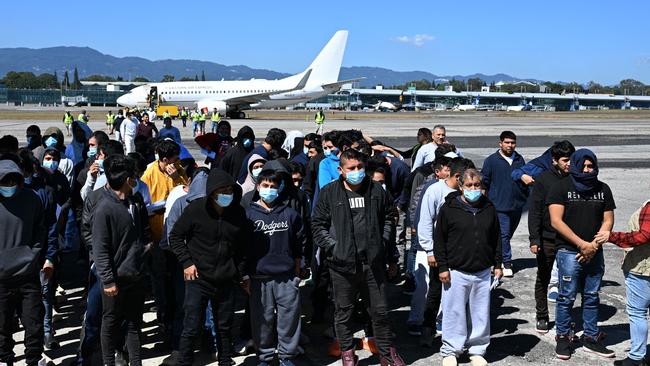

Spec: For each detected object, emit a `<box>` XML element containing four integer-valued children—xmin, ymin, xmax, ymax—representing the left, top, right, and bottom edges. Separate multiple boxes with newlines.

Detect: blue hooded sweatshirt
<box><xmin>245</xmin><ymin>201</ymin><xmax>304</xmax><ymax>278</ymax></box>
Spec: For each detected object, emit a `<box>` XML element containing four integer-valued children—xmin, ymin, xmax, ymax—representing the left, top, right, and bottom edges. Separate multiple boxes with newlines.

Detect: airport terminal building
<box><xmin>2</xmin><ymin>81</ymin><xmax>650</xmax><ymax>111</ymax></box>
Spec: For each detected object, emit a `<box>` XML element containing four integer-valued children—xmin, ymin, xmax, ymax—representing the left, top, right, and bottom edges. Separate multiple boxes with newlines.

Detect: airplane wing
<box><xmin>223</xmin><ymin>69</ymin><xmax>312</xmax><ymax>105</ymax></box>
<box><xmin>321</xmin><ymin>77</ymin><xmax>366</xmax><ymax>90</ymax></box>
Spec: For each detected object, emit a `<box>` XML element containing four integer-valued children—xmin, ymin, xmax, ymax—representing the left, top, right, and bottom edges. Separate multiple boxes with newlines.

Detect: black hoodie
<box><xmin>434</xmin><ymin>191</ymin><xmax>502</xmax><ymax>273</ymax></box>
<box><xmin>220</xmin><ymin>126</ymin><xmax>255</xmax><ymax>178</ymax></box>
<box><xmin>169</xmin><ymin>168</ymin><xmax>250</xmax><ymax>284</ymax></box>
<box><xmin>92</xmin><ymin>189</ymin><xmax>150</xmax><ymax>288</ymax></box>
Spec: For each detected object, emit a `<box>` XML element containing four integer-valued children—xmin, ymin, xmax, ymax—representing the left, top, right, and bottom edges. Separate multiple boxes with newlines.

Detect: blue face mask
<box><xmin>26</xmin><ymin>136</ymin><xmax>34</xmax><ymax>146</ymax></box>
<box><xmin>303</xmin><ymin>146</ymin><xmax>309</xmax><ymax>155</ymax></box>
<box><xmin>463</xmin><ymin>189</ymin><xmax>482</xmax><ymax>203</ymax></box>
<box><xmin>24</xmin><ymin>177</ymin><xmax>32</xmax><ymax>185</ymax></box>
<box><xmin>252</xmin><ymin>167</ymin><xmax>263</xmax><ymax>180</ymax></box>
<box><xmin>200</xmin><ymin>148</ymin><xmax>217</xmax><ymax>160</ymax></box>
<box><xmin>96</xmin><ymin>159</ymin><xmax>104</xmax><ymax>171</ymax></box>
<box><xmin>345</xmin><ymin>169</ymin><xmax>365</xmax><ymax>185</ymax></box>
<box><xmin>0</xmin><ymin>185</ymin><xmax>18</xmax><ymax>198</ymax></box>
<box><xmin>43</xmin><ymin>160</ymin><xmax>59</xmax><ymax>171</ymax></box>
<box><xmin>215</xmin><ymin>193</ymin><xmax>234</xmax><ymax>207</ymax></box>
<box><xmin>87</xmin><ymin>147</ymin><xmax>97</xmax><ymax>158</ymax></box>
<box><xmin>242</xmin><ymin>138</ymin><xmax>253</xmax><ymax>148</ymax></box>
<box><xmin>45</xmin><ymin>136</ymin><xmax>57</xmax><ymax>147</ymax></box>
<box><xmin>259</xmin><ymin>187</ymin><xmax>279</xmax><ymax>203</ymax></box>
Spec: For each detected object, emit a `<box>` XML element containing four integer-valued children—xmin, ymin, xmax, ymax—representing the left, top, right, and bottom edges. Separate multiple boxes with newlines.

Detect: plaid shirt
<box><xmin>610</xmin><ymin>203</ymin><xmax>650</xmax><ymax>249</ymax></box>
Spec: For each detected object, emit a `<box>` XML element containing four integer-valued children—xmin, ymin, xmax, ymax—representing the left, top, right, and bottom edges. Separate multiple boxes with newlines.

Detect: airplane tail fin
<box><xmin>305</xmin><ymin>30</ymin><xmax>348</xmax><ymax>88</ymax></box>
<box><xmin>282</xmin><ymin>30</ymin><xmax>348</xmax><ymax>89</ymax></box>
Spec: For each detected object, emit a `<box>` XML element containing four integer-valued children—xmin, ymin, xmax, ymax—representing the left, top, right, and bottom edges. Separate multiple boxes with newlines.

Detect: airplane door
<box><xmin>148</xmin><ymin>86</ymin><xmax>158</xmax><ymax>109</ymax></box>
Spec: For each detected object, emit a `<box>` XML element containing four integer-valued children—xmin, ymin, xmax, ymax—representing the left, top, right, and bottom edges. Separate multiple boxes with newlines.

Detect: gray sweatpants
<box><xmin>250</xmin><ymin>275</ymin><xmax>302</xmax><ymax>362</ymax></box>
<box><xmin>441</xmin><ymin>268</ymin><xmax>491</xmax><ymax>357</ymax></box>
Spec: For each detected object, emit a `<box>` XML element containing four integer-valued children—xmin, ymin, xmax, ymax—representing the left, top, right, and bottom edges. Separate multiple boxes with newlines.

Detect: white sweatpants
<box><xmin>441</xmin><ymin>268</ymin><xmax>491</xmax><ymax>357</ymax></box>
<box><xmin>124</xmin><ymin>135</ymin><xmax>135</xmax><ymax>154</ymax></box>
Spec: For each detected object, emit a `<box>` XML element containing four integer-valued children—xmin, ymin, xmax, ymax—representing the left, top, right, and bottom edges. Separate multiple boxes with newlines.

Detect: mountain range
<box><xmin>0</xmin><ymin>46</ymin><xmax>544</xmax><ymax>87</ymax></box>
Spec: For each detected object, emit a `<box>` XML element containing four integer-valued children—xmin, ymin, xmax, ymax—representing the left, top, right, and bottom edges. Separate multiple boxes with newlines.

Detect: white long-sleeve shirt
<box><xmin>417</xmin><ymin>180</ymin><xmax>457</xmax><ymax>253</ymax></box>
<box><xmin>120</xmin><ymin>117</ymin><xmax>138</xmax><ymax>139</ymax></box>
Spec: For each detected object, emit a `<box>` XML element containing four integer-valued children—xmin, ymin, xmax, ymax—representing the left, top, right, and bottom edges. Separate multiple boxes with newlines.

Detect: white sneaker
<box><xmin>469</xmin><ymin>355</ymin><xmax>488</xmax><ymax>366</ymax></box>
<box><xmin>502</xmin><ymin>263</ymin><xmax>514</xmax><ymax>277</ymax></box>
<box><xmin>547</xmin><ymin>286</ymin><xmax>559</xmax><ymax>303</ymax></box>
<box><xmin>442</xmin><ymin>356</ymin><xmax>458</xmax><ymax>366</ymax></box>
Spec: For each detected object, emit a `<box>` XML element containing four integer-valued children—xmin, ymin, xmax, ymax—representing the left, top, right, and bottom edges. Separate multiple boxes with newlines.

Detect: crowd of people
<box><xmin>0</xmin><ymin>109</ymin><xmax>649</xmax><ymax>366</ymax></box>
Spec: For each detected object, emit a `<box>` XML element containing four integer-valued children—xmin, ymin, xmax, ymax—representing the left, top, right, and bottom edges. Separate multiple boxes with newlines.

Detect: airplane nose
<box><xmin>117</xmin><ymin>93</ymin><xmax>133</xmax><ymax>107</ymax></box>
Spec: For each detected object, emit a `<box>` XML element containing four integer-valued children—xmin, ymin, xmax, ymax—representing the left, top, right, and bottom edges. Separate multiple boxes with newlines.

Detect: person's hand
<box><xmin>427</xmin><ymin>255</ymin><xmax>437</xmax><ymax>267</ymax></box>
<box><xmin>494</xmin><ymin>268</ymin><xmax>503</xmax><ymax>279</ymax></box>
<box><xmin>439</xmin><ymin>271</ymin><xmax>451</xmax><ymax>284</ymax></box>
<box><xmin>530</xmin><ymin>244</ymin><xmax>539</xmax><ymax>254</ymax></box>
<box><xmin>184</xmin><ymin>265</ymin><xmax>199</xmax><ymax>281</ymax></box>
<box><xmin>410</xmin><ymin>228</ymin><xmax>417</xmax><ymax>236</ymax></box>
<box><xmin>577</xmin><ymin>241</ymin><xmax>598</xmax><ymax>263</ymax></box>
<box><xmin>104</xmin><ymin>285</ymin><xmax>118</xmax><ymax>297</ymax></box>
<box><xmin>41</xmin><ymin>260</ymin><xmax>54</xmax><ymax>280</ymax></box>
<box><xmin>89</xmin><ymin>162</ymin><xmax>99</xmax><ymax>177</ymax></box>
<box><xmin>521</xmin><ymin>174</ymin><xmax>535</xmax><ymax>185</ymax></box>
<box><xmin>165</xmin><ymin>164</ymin><xmax>180</xmax><ymax>179</ymax></box>
<box><xmin>371</xmin><ymin>145</ymin><xmax>388</xmax><ymax>153</ymax></box>
<box><xmin>241</xmin><ymin>278</ymin><xmax>251</xmax><ymax>295</ymax></box>
<box><xmin>388</xmin><ymin>263</ymin><xmax>398</xmax><ymax>279</ymax></box>
<box><xmin>594</xmin><ymin>231</ymin><xmax>610</xmax><ymax>245</ymax></box>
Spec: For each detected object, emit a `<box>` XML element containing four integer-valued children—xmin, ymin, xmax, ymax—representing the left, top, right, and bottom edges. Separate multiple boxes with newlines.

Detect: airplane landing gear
<box><xmin>226</xmin><ymin>111</ymin><xmax>247</xmax><ymax>119</ymax></box>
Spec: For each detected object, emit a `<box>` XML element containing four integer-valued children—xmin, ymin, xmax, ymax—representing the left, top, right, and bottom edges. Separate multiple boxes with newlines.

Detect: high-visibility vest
<box><xmin>181</xmin><ymin>110</ymin><xmax>189</xmax><ymax>117</ymax></box>
<box><xmin>315</xmin><ymin>111</ymin><xmax>325</xmax><ymax>124</ymax></box>
<box><xmin>211</xmin><ymin>111</ymin><xmax>221</xmax><ymax>122</ymax></box>
<box><xmin>199</xmin><ymin>112</ymin><xmax>206</xmax><ymax>122</ymax></box>
<box><xmin>64</xmin><ymin>114</ymin><xmax>73</xmax><ymax>125</ymax></box>
<box><xmin>106</xmin><ymin>114</ymin><xmax>115</xmax><ymax>124</ymax></box>
<box><xmin>163</xmin><ymin>111</ymin><xmax>171</xmax><ymax>118</ymax></box>
<box><xmin>191</xmin><ymin>112</ymin><xmax>200</xmax><ymax>121</ymax></box>
<box><xmin>78</xmin><ymin>113</ymin><xmax>87</xmax><ymax>123</ymax></box>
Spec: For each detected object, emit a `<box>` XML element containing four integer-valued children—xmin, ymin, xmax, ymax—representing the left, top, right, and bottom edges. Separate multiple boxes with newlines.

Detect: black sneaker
<box><xmin>408</xmin><ymin>324</ymin><xmax>422</xmax><ymax>336</ymax></box>
<box><xmin>614</xmin><ymin>357</ymin><xmax>648</xmax><ymax>366</ymax></box>
<box><xmin>582</xmin><ymin>334</ymin><xmax>615</xmax><ymax>358</ymax></box>
<box><xmin>44</xmin><ymin>333</ymin><xmax>59</xmax><ymax>350</ymax></box>
<box><xmin>555</xmin><ymin>335</ymin><xmax>572</xmax><ymax>360</ymax></box>
<box><xmin>535</xmin><ymin>318</ymin><xmax>549</xmax><ymax>334</ymax></box>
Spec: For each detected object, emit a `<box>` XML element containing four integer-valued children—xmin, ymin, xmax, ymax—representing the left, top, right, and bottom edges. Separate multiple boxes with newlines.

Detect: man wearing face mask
<box><xmin>317</xmin><ymin>131</ymin><xmax>342</xmax><ymax>189</ymax></box>
<box><xmin>220</xmin><ymin>126</ymin><xmax>255</xmax><ymax>178</ymax></box>
<box><xmin>435</xmin><ymin>168</ymin><xmax>503</xmax><ymax>366</ymax></box>
<box><xmin>79</xmin><ymin>141</ymin><xmax>124</xmax><ymax>202</ymax></box>
<box><xmin>92</xmin><ymin>154</ymin><xmax>149</xmax><ymax>366</ymax></box>
<box><xmin>0</xmin><ymin>159</ymin><xmax>47</xmax><ymax>366</ymax></box>
<box><xmin>169</xmin><ymin>168</ymin><xmax>251</xmax><ymax>366</ymax></box>
<box><xmin>141</xmin><ymin>140</ymin><xmax>188</xmax><ymax>343</ymax></box>
<box><xmin>527</xmin><ymin>140</ymin><xmax>575</xmax><ymax>334</ymax></box>
<box><xmin>245</xmin><ymin>169</ymin><xmax>305</xmax><ymax>366</ymax></box>
<box><xmin>547</xmin><ymin>149</ymin><xmax>616</xmax><ymax>360</ymax></box>
<box><xmin>313</xmin><ymin>149</ymin><xmax>404</xmax><ymax>366</ymax></box>
<box><xmin>237</xmin><ymin>128</ymin><xmax>286</xmax><ymax>184</ymax></box>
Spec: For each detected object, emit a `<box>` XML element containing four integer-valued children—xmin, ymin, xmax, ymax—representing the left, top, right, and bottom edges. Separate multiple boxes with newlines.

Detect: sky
<box><xmin>3</xmin><ymin>0</ymin><xmax>649</xmax><ymax>85</ymax></box>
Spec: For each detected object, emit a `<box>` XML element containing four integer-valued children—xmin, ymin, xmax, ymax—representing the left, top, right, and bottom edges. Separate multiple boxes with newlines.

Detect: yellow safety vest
<box><xmin>199</xmin><ymin>113</ymin><xmax>206</xmax><ymax>122</ymax></box>
<box><xmin>78</xmin><ymin>113</ymin><xmax>87</xmax><ymax>123</ymax></box>
<box><xmin>315</xmin><ymin>111</ymin><xmax>325</xmax><ymax>124</ymax></box>
<box><xmin>163</xmin><ymin>111</ymin><xmax>171</xmax><ymax>118</ymax></box>
<box><xmin>191</xmin><ymin>112</ymin><xmax>200</xmax><ymax>121</ymax></box>
<box><xmin>181</xmin><ymin>110</ymin><xmax>189</xmax><ymax>117</ymax></box>
<box><xmin>211</xmin><ymin>112</ymin><xmax>221</xmax><ymax>122</ymax></box>
<box><xmin>106</xmin><ymin>114</ymin><xmax>115</xmax><ymax>124</ymax></box>
<box><xmin>64</xmin><ymin>114</ymin><xmax>73</xmax><ymax>125</ymax></box>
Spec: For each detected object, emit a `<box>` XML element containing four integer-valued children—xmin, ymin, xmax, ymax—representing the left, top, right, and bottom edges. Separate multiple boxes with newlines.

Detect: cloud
<box><xmin>392</xmin><ymin>34</ymin><xmax>435</xmax><ymax>47</ymax></box>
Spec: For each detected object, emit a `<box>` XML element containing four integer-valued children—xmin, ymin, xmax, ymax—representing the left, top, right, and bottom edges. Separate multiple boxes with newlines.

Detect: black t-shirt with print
<box><xmin>546</xmin><ymin>178</ymin><xmax>616</xmax><ymax>252</ymax></box>
<box><xmin>346</xmin><ymin>187</ymin><xmax>368</xmax><ymax>263</ymax></box>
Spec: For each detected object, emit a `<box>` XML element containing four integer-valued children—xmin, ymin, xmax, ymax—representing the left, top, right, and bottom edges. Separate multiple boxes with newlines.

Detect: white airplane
<box><xmin>116</xmin><ymin>30</ymin><xmax>358</xmax><ymax>118</ymax></box>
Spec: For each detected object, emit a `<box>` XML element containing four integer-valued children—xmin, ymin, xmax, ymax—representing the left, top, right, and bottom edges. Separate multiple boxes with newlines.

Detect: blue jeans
<box><xmin>211</xmin><ymin>122</ymin><xmax>218</xmax><ymax>133</ymax></box>
<box><xmin>78</xmin><ymin>268</ymin><xmax>103</xmax><ymax>360</ymax></box>
<box><xmin>555</xmin><ymin>249</ymin><xmax>604</xmax><ymax>337</ymax></box>
<box><xmin>497</xmin><ymin>211</ymin><xmax>522</xmax><ymax>263</ymax></box>
<box><xmin>625</xmin><ymin>272</ymin><xmax>650</xmax><ymax>361</ymax></box>
<box><xmin>42</xmin><ymin>273</ymin><xmax>55</xmax><ymax>335</ymax></box>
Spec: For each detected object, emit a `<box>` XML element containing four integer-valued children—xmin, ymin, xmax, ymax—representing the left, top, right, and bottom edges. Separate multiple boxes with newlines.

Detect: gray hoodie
<box><xmin>0</xmin><ymin>160</ymin><xmax>46</xmax><ymax>280</ymax></box>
